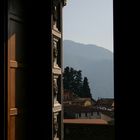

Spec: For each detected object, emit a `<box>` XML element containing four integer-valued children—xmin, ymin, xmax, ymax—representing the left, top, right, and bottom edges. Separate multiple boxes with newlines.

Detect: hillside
<box><xmin>63</xmin><ymin>40</ymin><xmax>114</xmax><ymax>100</ymax></box>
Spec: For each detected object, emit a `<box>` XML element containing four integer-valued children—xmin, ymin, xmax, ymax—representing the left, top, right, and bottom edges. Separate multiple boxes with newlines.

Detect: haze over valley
<box><xmin>63</xmin><ymin>40</ymin><xmax>114</xmax><ymax>100</ymax></box>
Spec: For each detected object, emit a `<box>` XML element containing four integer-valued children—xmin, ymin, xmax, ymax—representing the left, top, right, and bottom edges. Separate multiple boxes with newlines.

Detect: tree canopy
<box><xmin>63</xmin><ymin>66</ymin><xmax>92</xmax><ymax>99</ymax></box>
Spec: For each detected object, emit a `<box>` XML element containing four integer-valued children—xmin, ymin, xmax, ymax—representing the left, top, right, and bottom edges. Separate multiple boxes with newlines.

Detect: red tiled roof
<box><xmin>64</xmin><ymin>105</ymin><xmax>98</xmax><ymax>113</ymax></box>
<box><xmin>63</xmin><ymin>119</ymin><xmax>108</xmax><ymax>125</ymax></box>
<box><xmin>96</xmin><ymin>98</ymin><xmax>114</xmax><ymax>107</ymax></box>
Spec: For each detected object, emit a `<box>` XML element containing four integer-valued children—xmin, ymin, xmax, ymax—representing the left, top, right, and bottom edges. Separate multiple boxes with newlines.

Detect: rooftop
<box><xmin>64</xmin><ymin>119</ymin><xmax>108</xmax><ymax>125</ymax></box>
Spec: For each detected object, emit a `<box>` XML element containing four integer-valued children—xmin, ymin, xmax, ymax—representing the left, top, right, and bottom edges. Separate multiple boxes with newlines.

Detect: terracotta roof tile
<box><xmin>63</xmin><ymin>119</ymin><xmax>108</xmax><ymax>125</ymax></box>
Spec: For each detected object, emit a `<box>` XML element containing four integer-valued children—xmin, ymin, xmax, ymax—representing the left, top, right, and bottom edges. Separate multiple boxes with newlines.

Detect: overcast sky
<box><xmin>63</xmin><ymin>0</ymin><xmax>113</xmax><ymax>52</ymax></box>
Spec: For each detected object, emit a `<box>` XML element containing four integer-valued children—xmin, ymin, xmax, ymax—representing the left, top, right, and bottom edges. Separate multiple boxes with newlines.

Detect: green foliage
<box><xmin>81</xmin><ymin>77</ymin><xmax>92</xmax><ymax>98</ymax></box>
<box><xmin>63</xmin><ymin>66</ymin><xmax>92</xmax><ymax>98</ymax></box>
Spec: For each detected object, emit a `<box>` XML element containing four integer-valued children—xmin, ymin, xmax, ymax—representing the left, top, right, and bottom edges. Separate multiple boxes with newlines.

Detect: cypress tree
<box><xmin>81</xmin><ymin>77</ymin><xmax>92</xmax><ymax>98</ymax></box>
<box><xmin>63</xmin><ymin>67</ymin><xmax>92</xmax><ymax>99</ymax></box>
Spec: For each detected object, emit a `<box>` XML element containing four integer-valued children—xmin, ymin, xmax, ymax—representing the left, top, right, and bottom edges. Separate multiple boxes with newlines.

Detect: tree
<box><xmin>81</xmin><ymin>77</ymin><xmax>92</xmax><ymax>98</ymax></box>
<box><xmin>63</xmin><ymin>66</ymin><xmax>71</xmax><ymax>90</ymax></box>
<box><xmin>71</xmin><ymin>69</ymin><xmax>83</xmax><ymax>96</ymax></box>
<box><xmin>63</xmin><ymin>66</ymin><xmax>83</xmax><ymax>95</ymax></box>
<box><xmin>63</xmin><ymin>66</ymin><xmax>92</xmax><ymax>99</ymax></box>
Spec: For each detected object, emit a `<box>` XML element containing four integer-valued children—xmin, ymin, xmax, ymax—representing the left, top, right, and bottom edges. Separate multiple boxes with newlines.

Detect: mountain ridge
<box><xmin>64</xmin><ymin>40</ymin><xmax>113</xmax><ymax>61</ymax></box>
<box><xmin>63</xmin><ymin>40</ymin><xmax>114</xmax><ymax>100</ymax></box>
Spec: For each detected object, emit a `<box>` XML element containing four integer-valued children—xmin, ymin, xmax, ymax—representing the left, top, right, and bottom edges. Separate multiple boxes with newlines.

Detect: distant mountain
<box><xmin>63</xmin><ymin>40</ymin><xmax>114</xmax><ymax>100</ymax></box>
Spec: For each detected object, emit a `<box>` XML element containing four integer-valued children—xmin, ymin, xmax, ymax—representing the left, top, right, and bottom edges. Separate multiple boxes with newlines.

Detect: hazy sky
<box><xmin>63</xmin><ymin>0</ymin><xmax>113</xmax><ymax>52</ymax></box>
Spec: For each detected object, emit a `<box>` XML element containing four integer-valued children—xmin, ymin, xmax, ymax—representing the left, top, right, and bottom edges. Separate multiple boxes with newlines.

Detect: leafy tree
<box><xmin>63</xmin><ymin>66</ymin><xmax>72</xmax><ymax>90</ymax></box>
<box><xmin>63</xmin><ymin>66</ymin><xmax>92</xmax><ymax>99</ymax></box>
<box><xmin>72</xmin><ymin>70</ymin><xmax>82</xmax><ymax>96</ymax></box>
<box><xmin>63</xmin><ymin>66</ymin><xmax>83</xmax><ymax>95</ymax></box>
<box><xmin>81</xmin><ymin>77</ymin><xmax>92</xmax><ymax>98</ymax></box>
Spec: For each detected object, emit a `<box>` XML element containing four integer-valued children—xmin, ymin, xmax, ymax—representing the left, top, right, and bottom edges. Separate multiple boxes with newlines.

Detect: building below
<box><xmin>63</xmin><ymin>119</ymin><xmax>108</xmax><ymax>125</ymax></box>
<box><xmin>63</xmin><ymin>90</ymin><xmax>114</xmax><ymax>124</ymax></box>
<box><xmin>64</xmin><ymin>105</ymin><xmax>101</xmax><ymax>119</ymax></box>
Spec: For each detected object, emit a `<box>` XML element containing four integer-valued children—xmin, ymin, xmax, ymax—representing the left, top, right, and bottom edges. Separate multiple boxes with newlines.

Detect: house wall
<box><xmin>84</xmin><ymin>101</ymin><xmax>92</xmax><ymax>106</ymax></box>
<box><xmin>75</xmin><ymin>112</ymin><xmax>101</xmax><ymax>119</ymax></box>
<box><xmin>101</xmin><ymin>113</ymin><xmax>113</xmax><ymax>122</ymax></box>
